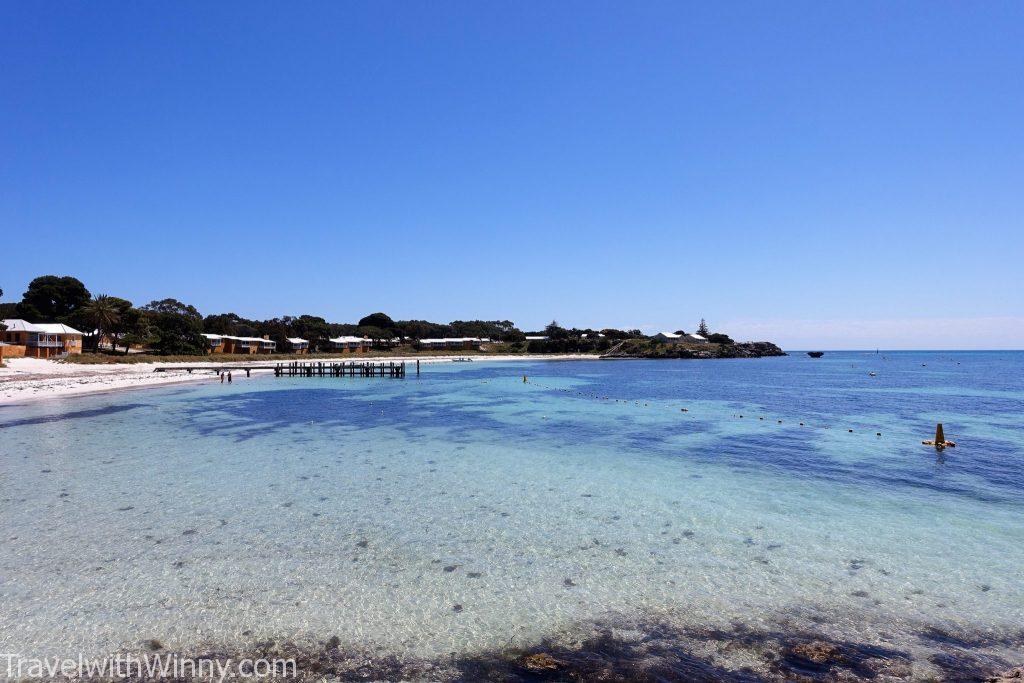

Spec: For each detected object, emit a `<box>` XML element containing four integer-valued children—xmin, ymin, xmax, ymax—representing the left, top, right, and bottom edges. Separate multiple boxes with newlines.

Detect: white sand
<box><xmin>0</xmin><ymin>354</ymin><xmax>594</xmax><ymax>404</ymax></box>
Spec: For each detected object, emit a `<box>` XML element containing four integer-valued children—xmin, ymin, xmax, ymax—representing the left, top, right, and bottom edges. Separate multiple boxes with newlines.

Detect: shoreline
<box><xmin>24</xmin><ymin>608</ymin><xmax>1023</xmax><ymax>682</ymax></box>
<box><xmin>0</xmin><ymin>354</ymin><xmax>595</xmax><ymax>405</ymax></box>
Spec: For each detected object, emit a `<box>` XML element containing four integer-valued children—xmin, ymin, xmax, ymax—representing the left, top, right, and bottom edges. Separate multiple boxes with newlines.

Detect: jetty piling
<box><xmin>271</xmin><ymin>360</ymin><xmax>405</xmax><ymax>378</ymax></box>
<box><xmin>153</xmin><ymin>361</ymin><xmax>406</xmax><ymax>379</ymax></box>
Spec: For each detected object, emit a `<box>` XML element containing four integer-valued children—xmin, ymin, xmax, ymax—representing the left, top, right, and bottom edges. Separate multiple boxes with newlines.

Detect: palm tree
<box><xmin>81</xmin><ymin>295</ymin><xmax>122</xmax><ymax>353</ymax></box>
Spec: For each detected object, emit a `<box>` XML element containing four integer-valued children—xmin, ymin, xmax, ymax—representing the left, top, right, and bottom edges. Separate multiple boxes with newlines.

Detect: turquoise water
<box><xmin>1</xmin><ymin>352</ymin><xmax>1022</xmax><ymax>679</ymax></box>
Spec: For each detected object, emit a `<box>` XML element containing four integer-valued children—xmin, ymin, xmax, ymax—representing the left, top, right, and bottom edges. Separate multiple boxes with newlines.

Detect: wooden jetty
<box><xmin>153</xmin><ymin>361</ymin><xmax>407</xmax><ymax>378</ymax></box>
<box><xmin>273</xmin><ymin>361</ymin><xmax>406</xmax><ymax>378</ymax></box>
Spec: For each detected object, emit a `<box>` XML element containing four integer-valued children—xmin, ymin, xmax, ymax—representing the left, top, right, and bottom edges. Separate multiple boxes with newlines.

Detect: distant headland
<box><xmin>600</xmin><ymin>338</ymin><xmax>786</xmax><ymax>360</ymax></box>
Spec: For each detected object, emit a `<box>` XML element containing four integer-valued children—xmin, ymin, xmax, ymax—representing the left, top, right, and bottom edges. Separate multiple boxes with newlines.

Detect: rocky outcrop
<box><xmin>601</xmin><ymin>339</ymin><xmax>786</xmax><ymax>359</ymax></box>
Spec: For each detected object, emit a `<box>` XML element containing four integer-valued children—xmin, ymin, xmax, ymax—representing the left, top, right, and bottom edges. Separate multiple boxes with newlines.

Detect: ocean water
<box><xmin>1</xmin><ymin>352</ymin><xmax>1022</xmax><ymax>680</ymax></box>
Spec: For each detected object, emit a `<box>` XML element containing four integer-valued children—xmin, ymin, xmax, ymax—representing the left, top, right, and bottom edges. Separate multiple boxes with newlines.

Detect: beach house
<box><xmin>228</xmin><ymin>336</ymin><xmax>275</xmax><ymax>354</ymax></box>
<box><xmin>202</xmin><ymin>334</ymin><xmax>225</xmax><ymax>354</ymax></box>
<box><xmin>417</xmin><ymin>337</ymin><xmax>488</xmax><ymax>350</ymax></box>
<box><xmin>651</xmin><ymin>331</ymin><xmax>683</xmax><ymax>343</ymax></box>
<box><xmin>327</xmin><ymin>336</ymin><xmax>370</xmax><ymax>353</ymax></box>
<box><xmin>1</xmin><ymin>319</ymin><xmax>85</xmax><ymax>358</ymax></box>
<box><xmin>285</xmin><ymin>337</ymin><xmax>309</xmax><ymax>354</ymax></box>
<box><xmin>683</xmin><ymin>333</ymin><xmax>708</xmax><ymax>343</ymax></box>
<box><xmin>202</xmin><ymin>333</ymin><xmax>277</xmax><ymax>354</ymax></box>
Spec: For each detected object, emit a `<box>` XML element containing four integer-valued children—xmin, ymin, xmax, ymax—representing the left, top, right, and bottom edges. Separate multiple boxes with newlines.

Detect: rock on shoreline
<box><xmin>601</xmin><ymin>340</ymin><xmax>787</xmax><ymax>359</ymax></box>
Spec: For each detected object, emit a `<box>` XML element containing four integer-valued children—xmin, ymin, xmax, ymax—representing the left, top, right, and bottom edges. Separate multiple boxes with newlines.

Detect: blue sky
<box><xmin>1</xmin><ymin>2</ymin><xmax>1021</xmax><ymax>348</ymax></box>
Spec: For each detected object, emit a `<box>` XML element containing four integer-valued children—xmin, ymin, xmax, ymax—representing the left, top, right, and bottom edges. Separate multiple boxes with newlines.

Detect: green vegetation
<box><xmin>16</xmin><ymin>276</ymin><xmax>91</xmax><ymax>322</ymax></box>
<box><xmin>141</xmin><ymin>299</ymin><xmax>206</xmax><ymax>355</ymax></box>
<box><xmin>603</xmin><ymin>338</ymin><xmax>785</xmax><ymax>359</ymax></box>
<box><xmin>60</xmin><ymin>346</ymin><xmax>530</xmax><ymax>365</ymax></box>
<box><xmin>2</xmin><ymin>274</ymin><xmax>768</xmax><ymax>362</ymax></box>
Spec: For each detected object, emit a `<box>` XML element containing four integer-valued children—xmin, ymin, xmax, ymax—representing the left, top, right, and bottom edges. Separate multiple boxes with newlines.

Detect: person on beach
<box><xmin>220</xmin><ymin>372</ymin><xmax>224</xmax><ymax>384</ymax></box>
<box><xmin>227</xmin><ymin>371</ymin><xmax>232</xmax><ymax>383</ymax></box>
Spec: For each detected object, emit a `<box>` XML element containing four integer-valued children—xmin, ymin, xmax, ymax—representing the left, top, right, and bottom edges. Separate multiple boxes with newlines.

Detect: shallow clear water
<box><xmin>1</xmin><ymin>352</ymin><xmax>1022</xmax><ymax>678</ymax></box>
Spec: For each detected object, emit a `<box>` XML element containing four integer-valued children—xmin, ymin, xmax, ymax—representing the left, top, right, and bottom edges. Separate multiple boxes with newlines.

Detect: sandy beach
<box><xmin>0</xmin><ymin>354</ymin><xmax>594</xmax><ymax>404</ymax></box>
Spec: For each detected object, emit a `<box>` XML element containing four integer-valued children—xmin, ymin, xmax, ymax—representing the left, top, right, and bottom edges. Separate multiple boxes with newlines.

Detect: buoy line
<box><xmin>515</xmin><ymin>375</ymin><xmax>929</xmax><ymax>444</ymax></box>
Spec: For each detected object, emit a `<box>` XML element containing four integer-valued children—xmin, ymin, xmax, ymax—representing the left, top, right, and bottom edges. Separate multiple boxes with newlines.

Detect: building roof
<box><xmin>235</xmin><ymin>336</ymin><xmax>275</xmax><ymax>344</ymax></box>
<box><xmin>286</xmin><ymin>337</ymin><xmax>309</xmax><ymax>344</ymax></box>
<box><xmin>202</xmin><ymin>333</ymin><xmax>275</xmax><ymax>344</ymax></box>
<box><xmin>329</xmin><ymin>336</ymin><xmax>368</xmax><ymax>344</ymax></box>
<box><xmin>524</xmin><ymin>335</ymin><xmax>548</xmax><ymax>341</ymax></box>
<box><xmin>684</xmin><ymin>334</ymin><xmax>707</xmax><ymax>341</ymax></box>
<box><xmin>419</xmin><ymin>337</ymin><xmax>488</xmax><ymax>344</ymax></box>
<box><xmin>40</xmin><ymin>323</ymin><xmax>83</xmax><ymax>335</ymax></box>
<box><xmin>654</xmin><ymin>331</ymin><xmax>682</xmax><ymax>339</ymax></box>
<box><xmin>2</xmin><ymin>319</ymin><xmax>84</xmax><ymax>335</ymax></box>
<box><xmin>2</xmin><ymin>319</ymin><xmax>36</xmax><ymax>332</ymax></box>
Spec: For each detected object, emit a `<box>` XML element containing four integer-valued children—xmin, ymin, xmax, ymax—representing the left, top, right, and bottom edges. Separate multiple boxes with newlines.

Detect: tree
<box><xmin>116</xmin><ymin>308</ymin><xmax>154</xmax><ymax>355</ymax></box>
<box><xmin>142</xmin><ymin>299</ymin><xmax>205</xmax><ymax>355</ymax></box>
<box><xmin>358</xmin><ymin>312</ymin><xmax>396</xmax><ymax>329</ymax></box>
<box><xmin>203</xmin><ymin>313</ymin><xmax>241</xmax><ymax>335</ymax></box>
<box><xmin>17</xmin><ymin>276</ymin><xmax>91</xmax><ymax>322</ymax></box>
<box><xmin>397</xmin><ymin>319</ymin><xmax>450</xmax><ymax>341</ymax></box>
<box><xmin>448</xmin><ymin>320</ymin><xmax>521</xmax><ymax>340</ymax></box>
<box><xmin>357</xmin><ymin>325</ymin><xmax>388</xmax><ymax>345</ymax></box>
<box><xmin>292</xmin><ymin>315</ymin><xmax>331</xmax><ymax>350</ymax></box>
<box><xmin>256</xmin><ymin>316</ymin><xmax>294</xmax><ymax>351</ymax></box>
<box><xmin>696</xmin><ymin>318</ymin><xmax>710</xmax><ymax>337</ymax></box>
<box><xmin>79</xmin><ymin>295</ymin><xmax>131</xmax><ymax>352</ymax></box>
<box><xmin>544</xmin><ymin>320</ymin><xmax>569</xmax><ymax>340</ymax></box>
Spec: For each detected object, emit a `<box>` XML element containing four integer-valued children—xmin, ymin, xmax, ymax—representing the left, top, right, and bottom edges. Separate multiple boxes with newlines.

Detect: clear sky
<box><xmin>1</xmin><ymin>2</ymin><xmax>1021</xmax><ymax>348</ymax></box>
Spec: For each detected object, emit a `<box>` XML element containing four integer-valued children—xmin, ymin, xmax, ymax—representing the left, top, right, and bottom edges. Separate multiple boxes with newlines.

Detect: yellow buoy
<box><xmin>923</xmin><ymin>423</ymin><xmax>956</xmax><ymax>449</ymax></box>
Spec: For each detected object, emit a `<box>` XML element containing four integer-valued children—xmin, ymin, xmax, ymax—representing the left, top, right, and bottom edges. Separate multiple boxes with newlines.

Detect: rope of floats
<box><xmin>516</xmin><ymin>374</ymin><xmax>958</xmax><ymax>449</ymax></box>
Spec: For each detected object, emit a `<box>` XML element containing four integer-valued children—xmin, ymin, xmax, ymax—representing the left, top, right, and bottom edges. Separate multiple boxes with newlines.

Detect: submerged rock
<box><xmin>788</xmin><ymin>639</ymin><xmax>845</xmax><ymax>666</ymax></box>
<box><xmin>987</xmin><ymin>666</ymin><xmax>1024</xmax><ymax>682</ymax></box>
<box><xmin>521</xmin><ymin>653</ymin><xmax>561</xmax><ymax>672</ymax></box>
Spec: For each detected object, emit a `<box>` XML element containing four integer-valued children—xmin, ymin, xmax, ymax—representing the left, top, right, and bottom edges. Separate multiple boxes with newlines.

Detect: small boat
<box><xmin>807</xmin><ymin>351</ymin><xmax>824</xmax><ymax>358</ymax></box>
<box><xmin>868</xmin><ymin>372</ymin><xmax>877</xmax><ymax>377</ymax></box>
<box><xmin>452</xmin><ymin>357</ymin><xmax>473</xmax><ymax>363</ymax></box>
